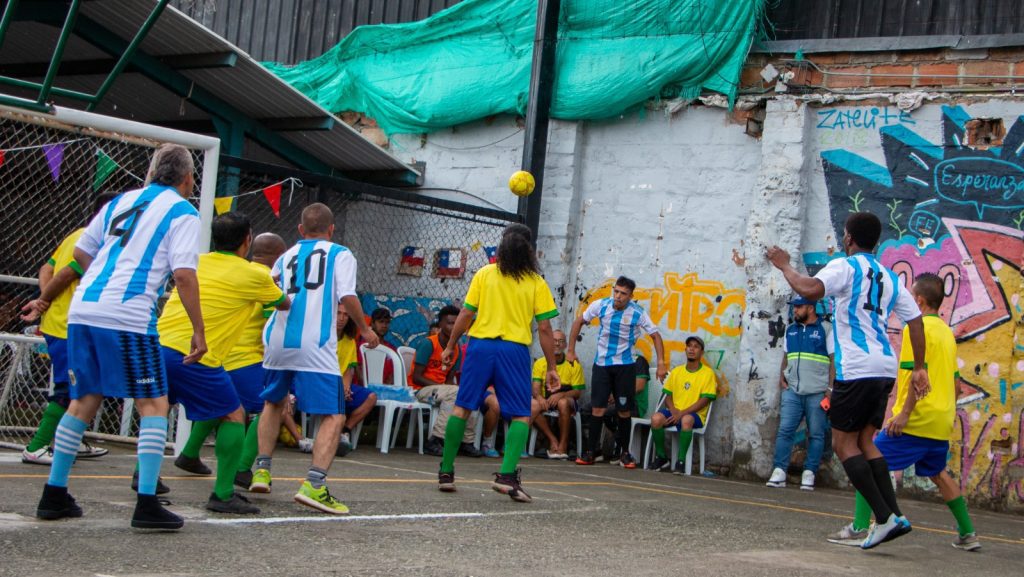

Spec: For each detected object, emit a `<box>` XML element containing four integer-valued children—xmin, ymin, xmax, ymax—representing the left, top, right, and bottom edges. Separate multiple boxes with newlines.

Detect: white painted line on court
<box><xmin>203</xmin><ymin>505</ymin><xmax>606</xmax><ymax>526</ymax></box>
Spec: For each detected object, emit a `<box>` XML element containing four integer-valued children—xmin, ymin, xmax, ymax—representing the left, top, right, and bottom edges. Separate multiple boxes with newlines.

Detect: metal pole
<box><xmin>518</xmin><ymin>0</ymin><xmax>561</xmax><ymax>237</ymax></box>
<box><xmin>36</xmin><ymin>0</ymin><xmax>81</xmax><ymax>105</ymax></box>
<box><xmin>0</xmin><ymin>0</ymin><xmax>21</xmax><ymax>49</ymax></box>
<box><xmin>86</xmin><ymin>0</ymin><xmax>171</xmax><ymax>111</ymax></box>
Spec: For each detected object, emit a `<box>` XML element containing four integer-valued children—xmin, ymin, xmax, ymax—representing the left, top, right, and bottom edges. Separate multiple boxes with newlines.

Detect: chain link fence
<box><xmin>0</xmin><ymin>106</ymin><xmax>213</xmax><ymax>449</ymax></box>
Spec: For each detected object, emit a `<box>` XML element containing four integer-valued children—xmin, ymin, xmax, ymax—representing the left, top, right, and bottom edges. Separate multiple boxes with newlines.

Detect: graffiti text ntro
<box><xmin>816</xmin><ymin>107</ymin><xmax>915</xmax><ymax>131</ymax></box>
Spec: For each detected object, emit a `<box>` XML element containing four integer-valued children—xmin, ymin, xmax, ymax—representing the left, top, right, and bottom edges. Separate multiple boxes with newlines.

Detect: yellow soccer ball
<box><xmin>508</xmin><ymin>170</ymin><xmax>536</xmax><ymax>197</ymax></box>
<box><xmin>279</xmin><ymin>425</ymin><xmax>301</xmax><ymax>447</ymax></box>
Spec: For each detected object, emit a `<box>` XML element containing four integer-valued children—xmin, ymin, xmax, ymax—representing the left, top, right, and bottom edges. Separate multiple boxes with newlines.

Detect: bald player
<box><xmin>223</xmin><ymin>233</ymin><xmax>288</xmax><ymax>489</ymax></box>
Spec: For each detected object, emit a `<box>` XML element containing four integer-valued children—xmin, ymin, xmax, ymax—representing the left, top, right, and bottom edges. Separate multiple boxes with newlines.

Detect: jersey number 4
<box><xmin>107</xmin><ymin>202</ymin><xmax>150</xmax><ymax>247</ymax></box>
<box><xmin>286</xmin><ymin>249</ymin><xmax>327</xmax><ymax>295</ymax></box>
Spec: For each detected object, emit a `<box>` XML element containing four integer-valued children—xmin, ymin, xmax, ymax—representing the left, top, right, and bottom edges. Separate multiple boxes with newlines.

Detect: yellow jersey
<box><xmin>223</xmin><ymin>263</ymin><xmax>276</xmax><ymax>372</ymax></box>
<box><xmin>532</xmin><ymin>357</ymin><xmax>585</xmax><ymax>397</ymax></box>
<box><xmin>894</xmin><ymin>315</ymin><xmax>958</xmax><ymax>441</ymax></box>
<box><xmin>337</xmin><ymin>335</ymin><xmax>358</xmax><ymax>375</ymax></box>
<box><xmin>159</xmin><ymin>252</ymin><xmax>284</xmax><ymax>368</ymax></box>
<box><xmin>39</xmin><ymin>228</ymin><xmax>85</xmax><ymax>339</ymax></box>
<box><xmin>464</xmin><ymin>264</ymin><xmax>558</xmax><ymax>346</ymax></box>
<box><xmin>663</xmin><ymin>364</ymin><xmax>717</xmax><ymax>423</ymax></box>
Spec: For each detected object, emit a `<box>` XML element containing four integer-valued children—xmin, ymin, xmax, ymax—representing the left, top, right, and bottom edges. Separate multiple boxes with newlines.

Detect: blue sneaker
<box><xmin>482</xmin><ymin>444</ymin><xmax>500</xmax><ymax>458</ymax></box>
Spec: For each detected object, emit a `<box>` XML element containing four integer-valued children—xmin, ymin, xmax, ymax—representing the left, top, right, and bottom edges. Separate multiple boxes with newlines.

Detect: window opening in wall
<box><xmin>965</xmin><ymin>118</ymin><xmax>1005</xmax><ymax>149</ymax></box>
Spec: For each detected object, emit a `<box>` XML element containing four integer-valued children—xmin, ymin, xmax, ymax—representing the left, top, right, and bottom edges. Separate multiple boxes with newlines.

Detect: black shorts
<box><xmin>591</xmin><ymin>363</ymin><xmax>635</xmax><ymax>412</ymax></box>
<box><xmin>829</xmin><ymin>377</ymin><xmax>894</xmax><ymax>433</ymax></box>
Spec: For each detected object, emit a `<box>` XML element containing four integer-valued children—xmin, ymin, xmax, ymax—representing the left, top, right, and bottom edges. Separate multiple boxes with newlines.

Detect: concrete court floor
<box><xmin>0</xmin><ymin>444</ymin><xmax>1021</xmax><ymax>577</ymax></box>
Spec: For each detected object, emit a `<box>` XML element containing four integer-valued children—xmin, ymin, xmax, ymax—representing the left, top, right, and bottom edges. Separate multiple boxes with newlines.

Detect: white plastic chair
<box><xmin>628</xmin><ymin>393</ymin><xmax>664</xmax><ymax>460</ymax></box>
<box><xmin>639</xmin><ymin>401</ymin><xmax>713</xmax><ymax>475</ymax></box>
<box><xmin>360</xmin><ymin>344</ymin><xmax>431</xmax><ymax>454</ymax></box>
<box><xmin>528</xmin><ymin>409</ymin><xmax>583</xmax><ymax>456</ymax></box>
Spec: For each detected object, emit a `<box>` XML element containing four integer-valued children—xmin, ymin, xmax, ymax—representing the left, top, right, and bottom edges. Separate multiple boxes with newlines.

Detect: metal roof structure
<box><xmin>0</xmin><ymin>0</ymin><xmax>420</xmax><ymax>184</ymax></box>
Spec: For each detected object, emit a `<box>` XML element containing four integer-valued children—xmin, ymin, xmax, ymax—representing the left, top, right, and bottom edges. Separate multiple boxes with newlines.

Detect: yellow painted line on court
<box><xmin>2</xmin><ymin>472</ymin><xmax>1020</xmax><ymax>546</ymax></box>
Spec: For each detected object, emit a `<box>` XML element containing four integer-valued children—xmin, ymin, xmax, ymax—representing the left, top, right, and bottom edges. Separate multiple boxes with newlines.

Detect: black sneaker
<box><xmin>36</xmin><ymin>484</ymin><xmax>83</xmax><ymax>520</ymax></box>
<box><xmin>206</xmin><ymin>492</ymin><xmax>260</xmax><ymax>515</ymax></box>
<box><xmin>131</xmin><ymin>494</ymin><xmax>184</xmax><ymax>530</ymax></box>
<box><xmin>459</xmin><ymin>442</ymin><xmax>482</xmax><ymax>458</ymax></box>
<box><xmin>174</xmin><ymin>454</ymin><xmax>212</xmax><ymax>475</ymax></box>
<box><xmin>438</xmin><ymin>468</ymin><xmax>456</xmax><ymax>492</ymax></box>
<box><xmin>575</xmin><ymin>451</ymin><xmax>595</xmax><ymax>465</ymax></box>
<box><xmin>648</xmin><ymin>456</ymin><xmax>670</xmax><ymax>471</ymax></box>
<box><xmin>672</xmin><ymin>461</ymin><xmax>686</xmax><ymax>475</ymax></box>
<box><xmin>234</xmin><ymin>470</ymin><xmax>253</xmax><ymax>490</ymax></box>
<box><xmin>131</xmin><ymin>471</ymin><xmax>170</xmax><ymax>495</ymax></box>
<box><xmin>619</xmin><ymin>452</ymin><xmax>638</xmax><ymax>469</ymax></box>
<box><xmin>492</xmin><ymin>469</ymin><xmax>532</xmax><ymax>503</ymax></box>
<box><xmin>424</xmin><ymin>437</ymin><xmax>444</xmax><ymax>457</ymax></box>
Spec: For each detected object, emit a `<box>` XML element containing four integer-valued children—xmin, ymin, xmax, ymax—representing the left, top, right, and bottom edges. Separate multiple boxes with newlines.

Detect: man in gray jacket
<box><xmin>766</xmin><ymin>296</ymin><xmax>834</xmax><ymax>490</ymax></box>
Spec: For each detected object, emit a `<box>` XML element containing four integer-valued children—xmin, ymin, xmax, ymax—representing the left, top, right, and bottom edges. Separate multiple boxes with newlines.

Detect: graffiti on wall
<box><xmin>359</xmin><ymin>293</ymin><xmax>454</xmax><ymax>351</ymax></box>
<box><xmin>577</xmin><ymin>272</ymin><xmax>746</xmax><ymax>397</ymax></box>
<box><xmin>820</xmin><ymin>104</ymin><xmax>1024</xmax><ymax>508</ymax></box>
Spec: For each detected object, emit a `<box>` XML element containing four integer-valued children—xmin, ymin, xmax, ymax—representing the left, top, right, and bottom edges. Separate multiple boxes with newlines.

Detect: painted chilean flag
<box><xmin>400</xmin><ymin>246</ymin><xmax>424</xmax><ymax>266</ymax></box>
<box><xmin>434</xmin><ymin>248</ymin><xmax>465</xmax><ymax>279</ymax></box>
<box><xmin>484</xmin><ymin>246</ymin><xmax>497</xmax><ymax>264</ymax></box>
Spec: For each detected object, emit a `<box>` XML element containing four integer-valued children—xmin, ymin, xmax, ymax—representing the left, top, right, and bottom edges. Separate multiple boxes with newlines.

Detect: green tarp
<box><xmin>265</xmin><ymin>0</ymin><xmax>764</xmax><ymax>136</ymax></box>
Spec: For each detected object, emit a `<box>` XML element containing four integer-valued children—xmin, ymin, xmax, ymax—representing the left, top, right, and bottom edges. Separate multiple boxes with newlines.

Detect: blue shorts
<box><xmin>262</xmin><ymin>369</ymin><xmax>343</xmax><ymax>416</ymax></box>
<box><xmin>345</xmin><ymin>384</ymin><xmax>374</xmax><ymax>414</ymax></box>
<box><xmin>456</xmin><ymin>338</ymin><xmax>531</xmax><ymax>419</ymax></box>
<box><xmin>67</xmin><ymin>324</ymin><xmax>167</xmax><ymax>400</ymax></box>
<box><xmin>43</xmin><ymin>334</ymin><xmax>70</xmax><ymax>405</ymax></box>
<box><xmin>656</xmin><ymin>408</ymin><xmax>703</xmax><ymax>431</ymax></box>
<box><xmin>875</xmin><ymin>430</ymin><xmax>949</xmax><ymax>477</ymax></box>
<box><xmin>164</xmin><ymin>348</ymin><xmax>241</xmax><ymax>421</ymax></box>
<box><xmin>228</xmin><ymin>363</ymin><xmax>267</xmax><ymax>413</ymax></box>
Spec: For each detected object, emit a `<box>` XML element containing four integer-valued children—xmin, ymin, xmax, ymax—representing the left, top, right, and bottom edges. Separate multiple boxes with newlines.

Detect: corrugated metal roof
<box><xmin>0</xmin><ymin>0</ymin><xmax>417</xmax><ymax>177</ymax></box>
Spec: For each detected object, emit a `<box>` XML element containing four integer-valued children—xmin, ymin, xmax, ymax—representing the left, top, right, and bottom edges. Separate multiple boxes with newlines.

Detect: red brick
<box><xmin>789</xmin><ymin>66</ymin><xmax>823</xmax><ymax>87</ymax></box>
<box><xmin>806</xmin><ymin>53</ymin><xmax>850</xmax><ymax>65</ymax></box>
<box><xmin>916</xmin><ymin>63</ymin><xmax>960</xmax><ymax>86</ymax></box>
<box><xmin>740</xmin><ymin>66</ymin><xmax>765</xmax><ymax>88</ymax></box>
<box><xmin>870</xmin><ymin>64</ymin><xmax>914</xmax><ymax>87</ymax></box>
<box><xmin>851</xmin><ymin>52</ymin><xmax>893</xmax><ymax>65</ymax></box>
<box><xmin>962</xmin><ymin>61</ymin><xmax>1012</xmax><ymax>85</ymax></box>
<box><xmin>896</xmin><ymin>49</ymin><xmax>945</xmax><ymax>63</ymax></box>
<box><xmin>824</xmin><ymin>65</ymin><xmax>869</xmax><ymax>89</ymax></box>
<box><xmin>988</xmin><ymin>47</ymin><xmax>1024</xmax><ymax>61</ymax></box>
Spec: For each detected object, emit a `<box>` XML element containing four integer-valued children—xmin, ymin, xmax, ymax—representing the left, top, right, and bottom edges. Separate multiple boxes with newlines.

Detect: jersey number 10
<box><xmin>286</xmin><ymin>249</ymin><xmax>327</xmax><ymax>295</ymax></box>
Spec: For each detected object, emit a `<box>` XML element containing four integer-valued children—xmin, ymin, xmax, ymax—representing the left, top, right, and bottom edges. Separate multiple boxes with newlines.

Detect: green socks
<box><xmin>853</xmin><ymin>491</ymin><xmax>872</xmax><ymax>531</ymax></box>
<box><xmin>440</xmin><ymin>415</ymin><xmax>467</xmax><ymax>474</ymax></box>
<box><xmin>677</xmin><ymin>430</ymin><xmax>694</xmax><ymax>461</ymax></box>
<box><xmin>214</xmin><ymin>421</ymin><xmax>244</xmax><ymax>500</ymax></box>
<box><xmin>946</xmin><ymin>496</ymin><xmax>975</xmax><ymax>536</ymax></box>
<box><xmin>652</xmin><ymin>427</ymin><xmax>667</xmax><ymax>458</ymax></box>
<box><xmin>26</xmin><ymin>402</ymin><xmax>67</xmax><ymax>452</ymax></box>
<box><xmin>237</xmin><ymin>415</ymin><xmax>260</xmax><ymax>473</ymax></box>
<box><xmin>501</xmin><ymin>421</ymin><xmax>530</xmax><ymax>474</ymax></box>
<box><xmin>181</xmin><ymin>419</ymin><xmax>218</xmax><ymax>459</ymax></box>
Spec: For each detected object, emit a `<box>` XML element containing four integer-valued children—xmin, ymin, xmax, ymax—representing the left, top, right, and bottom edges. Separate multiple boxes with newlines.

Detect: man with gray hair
<box><xmin>27</xmin><ymin>143</ymin><xmax>207</xmax><ymax>530</ymax></box>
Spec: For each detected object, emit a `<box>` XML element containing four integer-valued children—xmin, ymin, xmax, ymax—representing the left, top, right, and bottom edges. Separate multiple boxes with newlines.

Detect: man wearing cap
<box><xmin>766</xmin><ymin>297</ymin><xmax>833</xmax><ymax>491</ymax></box>
<box><xmin>356</xmin><ymin>308</ymin><xmax>399</xmax><ymax>385</ymax></box>
<box><xmin>647</xmin><ymin>336</ymin><xmax>717</xmax><ymax>474</ymax></box>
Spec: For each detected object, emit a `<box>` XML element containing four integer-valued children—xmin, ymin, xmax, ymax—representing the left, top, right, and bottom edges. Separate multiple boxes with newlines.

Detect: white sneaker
<box><xmin>77</xmin><ymin>441</ymin><xmax>109</xmax><ymax>459</ymax></box>
<box><xmin>297</xmin><ymin>438</ymin><xmax>314</xmax><ymax>453</ymax></box>
<box><xmin>861</xmin><ymin>514</ymin><xmax>911</xmax><ymax>549</ymax></box>
<box><xmin>21</xmin><ymin>446</ymin><xmax>53</xmax><ymax>465</ymax></box>
<box><xmin>339</xmin><ymin>432</ymin><xmax>350</xmax><ymax>446</ymax></box>
<box><xmin>766</xmin><ymin>467</ymin><xmax>786</xmax><ymax>488</ymax></box>
<box><xmin>827</xmin><ymin>522</ymin><xmax>868</xmax><ymax>545</ymax></box>
<box><xmin>800</xmin><ymin>470</ymin><xmax>815</xmax><ymax>491</ymax></box>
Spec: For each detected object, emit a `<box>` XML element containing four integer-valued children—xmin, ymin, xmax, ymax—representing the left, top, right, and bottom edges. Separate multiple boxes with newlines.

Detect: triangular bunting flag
<box><xmin>0</xmin><ymin>150</ymin><xmax>5</xmax><ymax>167</ymax></box>
<box><xmin>43</xmin><ymin>143</ymin><xmax>64</xmax><ymax>183</ymax></box>
<box><xmin>93</xmin><ymin>149</ymin><xmax>118</xmax><ymax>191</ymax></box>
<box><xmin>214</xmin><ymin>197</ymin><xmax>235</xmax><ymax>215</ymax></box>
<box><xmin>263</xmin><ymin>183</ymin><xmax>282</xmax><ymax>217</ymax></box>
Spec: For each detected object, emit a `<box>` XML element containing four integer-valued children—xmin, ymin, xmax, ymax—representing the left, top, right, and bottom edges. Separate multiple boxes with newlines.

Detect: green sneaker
<box><xmin>249</xmin><ymin>469</ymin><xmax>272</xmax><ymax>494</ymax></box>
<box><xmin>293</xmin><ymin>481</ymin><xmax>350</xmax><ymax>515</ymax></box>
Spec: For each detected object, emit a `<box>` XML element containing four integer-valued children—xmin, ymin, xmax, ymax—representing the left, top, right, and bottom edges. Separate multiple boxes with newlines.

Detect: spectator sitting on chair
<box><xmin>766</xmin><ymin>296</ymin><xmax>833</xmax><ymax>491</ymax></box>
<box><xmin>355</xmin><ymin>307</ymin><xmax>398</xmax><ymax>385</ymax></box>
<box><xmin>632</xmin><ymin>353</ymin><xmax>652</xmax><ymax>419</ymax></box>
<box><xmin>530</xmin><ymin>330</ymin><xmax>584</xmax><ymax>459</ymax></box>
<box><xmin>336</xmin><ymin>303</ymin><xmax>377</xmax><ymax>457</ymax></box>
<box><xmin>648</xmin><ymin>336</ymin><xmax>717</xmax><ymax>474</ymax></box>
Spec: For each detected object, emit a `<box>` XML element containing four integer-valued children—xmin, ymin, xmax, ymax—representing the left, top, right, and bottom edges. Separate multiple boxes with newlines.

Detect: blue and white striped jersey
<box><xmin>582</xmin><ymin>298</ymin><xmax>658</xmax><ymax>367</ymax></box>
<box><xmin>69</xmin><ymin>184</ymin><xmax>200</xmax><ymax>335</ymax></box>
<box><xmin>814</xmin><ymin>253</ymin><xmax>921</xmax><ymax>380</ymax></box>
<box><xmin>262</xmin><ymin>239</ymin><xmax>357</xmax><ymax>375</ymax></box>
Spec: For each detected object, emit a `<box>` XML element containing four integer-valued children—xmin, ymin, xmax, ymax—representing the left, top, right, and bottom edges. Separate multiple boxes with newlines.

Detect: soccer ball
<box><xmin>508</xmin><ymin>170</ymin><xmax>536</xmax><ymax>197</ymax></box>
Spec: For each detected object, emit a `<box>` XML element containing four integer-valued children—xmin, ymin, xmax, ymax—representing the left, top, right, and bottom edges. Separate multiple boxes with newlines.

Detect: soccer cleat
<box><xmin>22</xmin><ymin>446</ymin><xmax>54</xmax><ymax>465</ymax></box>
<box><xmin>36</xmin><ymin>484</ymin><xmax>83</xmax><ymax>520</ymax></box>
<box><xmin>952</xmin><ymin>532</ymin><xmax>981</xmax><ymax>552</ymax></box>
<box><xmin>438</xmin><ymin>469</ymin><xmax>456</xmax><ymax>492</ymax></box>
<box><xmin>766</xmin><ymin>467</ymin><xmax>787</xmax><ymax>488</ymax></box>
<box><xmin>608</xmin><ymin>454</ymin><xmax>622</xmax><ymax>466</ymax></box>
<box><xmin>827</xmin><ymin>523</ymin><xmax>868</xmax><ymax>544</ymax></box>
<box><xmin>336</xmin><ymin>433</ymin><xmax>353</xmax><ymax>457</ymax></box>
<box><xmin>575</xmin><ymin>451</ymin><xmax>595</xmax><ymax>465</ymax></box>
<box><xmin>249</xmin><ymin>468</ymin><xmax>272</xmax><ymax>493</ymax></box>
<box><xmin>492</xmin><ymin>469</ymin><xmax>532</xmax><ymax>503</ymax></box>
<box><xmin>297</xmin><ymin>438</ymin><xmax>314</xmax><ymax>453</ymax></box>
<box><xmin>234</xmin><ymin>470</ymin><xmax>253</xmax><ymax>490</ymax></box>
<box><xmin>672</xmin><ymin>461</ymin><xmax>686</xmax><ymax>475</ymax></box>
<box><xmin>206</xmin><ymin>492</ymin><xmax>260</xmax><ymax>515</ymax></box>
<box><xmin>619</xmin><ymin>452</ymin><xmax>637</xmax><ymax>469</ymax></box>
<box><xmin>861</xmin><ymin>514</ymin><xmax>909</xmax><ymax>549</ymax></box>
<box><xmin>131</xmin><ymin>470</ymin><xmax>170</xmax><ymax>495</ymax></box>
<box><xmin>293</xmin><ymin>481</ymin><xmax>350</xmax><ymax>515</ymax></box>
<box><xmin>424</xmin><ymin>437</ymin><xmax>444</xmax><ymax>457</ymax></box>
<box><xmin>76</xmin><ymin>441</ymin><xmax>108</xmax><ymax>459</ymax></box>
<box><xmin>131</xmin><ymin>494</ymin><xmax>184</xmax><ymax>530</ymax></box>
<box><xmin>481</xmin><ymin>444</ymin><xmax>500</xmax><ymax>458</ymax></box>
<box><xmin>593</xmin><ymin>452</ymin><xmax>605</xmax><ymax>463</ymax></box>
<box><xmin>800</xmin><ymin>470</ymin><xmax>815</xmax><ymax>491</ymax></box>
<box><xmin>174</xmin><ymin>454</ymin><xmax>212</xmax><ymax>475</ymax></box>
<box><xmin>648</xmin><ymin>456</ymin><xmax>670</xmax><ymax>471</ymax></box>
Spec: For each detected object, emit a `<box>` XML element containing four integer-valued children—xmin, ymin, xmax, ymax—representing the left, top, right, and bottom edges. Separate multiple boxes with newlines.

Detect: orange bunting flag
<box><xmin>263</xmin><ymin>183</ymin><xmax>282</xmax><ymax>217</ymax></box>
